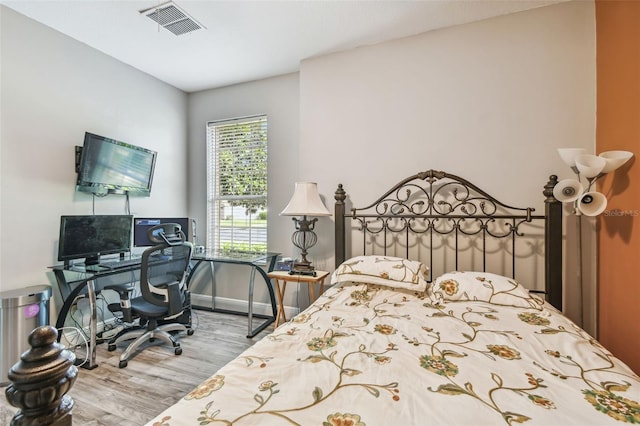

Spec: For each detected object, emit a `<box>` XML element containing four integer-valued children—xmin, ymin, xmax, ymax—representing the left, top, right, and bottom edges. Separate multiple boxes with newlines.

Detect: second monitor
<box><xmin>134</xmin><ymin>217</ymin><xmax>191</xmax><ymax>247</ymax></box>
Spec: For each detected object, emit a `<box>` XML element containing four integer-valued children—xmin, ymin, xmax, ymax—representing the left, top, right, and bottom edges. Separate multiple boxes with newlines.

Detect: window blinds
<box><xmin>206</xmin><ymin>115</ymin><xmax>268</xmax><ymax>252</ymax></box>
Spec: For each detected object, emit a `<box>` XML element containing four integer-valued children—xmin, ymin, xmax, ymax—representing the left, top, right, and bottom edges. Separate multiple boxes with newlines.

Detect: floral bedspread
<box><xmin>147</xmin><ymin>277</ymin><xmax>640</xmax><ymax>425</ymax></box>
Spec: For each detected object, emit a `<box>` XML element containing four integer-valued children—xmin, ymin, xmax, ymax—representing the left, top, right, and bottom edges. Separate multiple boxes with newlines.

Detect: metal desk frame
<box><xmin>187</xmin><ymin>251</ymin><xmax>279</xmax><ymax>338</ymax></box>
<box><xmin>51</xmin><ymin>251</ymin><xmax>278</xmax><ymax>370</ymax></box>
<box><xmin>51</xmin><ymin>261</ymin><xmax>141</xmax><ymax>370</ymax></box>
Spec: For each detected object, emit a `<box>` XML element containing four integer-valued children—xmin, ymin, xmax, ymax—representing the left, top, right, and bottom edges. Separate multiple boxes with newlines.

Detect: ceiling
<box><xmin>1</xmin><ymin>0</ymin><xmax>564</xmax><ymax>93</ymax></box>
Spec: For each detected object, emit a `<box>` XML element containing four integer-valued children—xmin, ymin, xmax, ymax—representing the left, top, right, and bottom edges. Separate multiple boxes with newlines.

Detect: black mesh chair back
<box><xmin>140</xmin><ymin>241</ymin><xmax>192</xmax><ymax>317</ymax></box>
<box><xmin>107</xmin><ymin>223</ymin><xmax>194</xmax><ymax>368</ymax></box>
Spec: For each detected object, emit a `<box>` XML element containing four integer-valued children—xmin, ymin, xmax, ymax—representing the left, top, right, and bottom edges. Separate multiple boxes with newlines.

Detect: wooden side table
<box><xmin>267</xmin><ymin>270</ymin><xmax>330</xmax><ymax>327</ymax></box>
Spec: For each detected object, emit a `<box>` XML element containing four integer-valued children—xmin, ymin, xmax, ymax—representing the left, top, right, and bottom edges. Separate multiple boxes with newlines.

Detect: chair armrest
<box><xmin>104</xmin><ymin>283</ymin><xmax>136</xmax><ymax>322</ymax></box>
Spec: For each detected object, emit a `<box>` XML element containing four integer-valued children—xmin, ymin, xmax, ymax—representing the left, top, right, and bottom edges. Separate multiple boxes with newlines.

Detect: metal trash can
<box><xmin>0</xmin><ymin>285</ymin><xmax>52</xmax><ymax>386</ymax></box>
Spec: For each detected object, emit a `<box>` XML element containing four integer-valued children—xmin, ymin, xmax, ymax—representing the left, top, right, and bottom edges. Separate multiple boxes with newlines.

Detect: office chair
<box><xmin>107</xmin><ymin>223</ymin><xmax>194</xmax><ymax>368</ymax></box>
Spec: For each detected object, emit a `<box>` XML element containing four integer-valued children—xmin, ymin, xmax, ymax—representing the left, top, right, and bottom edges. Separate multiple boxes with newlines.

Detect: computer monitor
<box><xmin>134</xmin><ymin>217</ymin><xmax>191</xmax><ymax>247</ymax></box>
<box><xmin>58</xmin><ymin>215</ymin><xmax>133</xmax><ymax>265</ymax></box>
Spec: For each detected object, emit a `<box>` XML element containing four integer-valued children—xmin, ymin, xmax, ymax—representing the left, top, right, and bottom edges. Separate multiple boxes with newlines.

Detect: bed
<box><xmin>147</xmin><ymin>170</ymin><xmax>640</xmax><ymax>426</ymax></box>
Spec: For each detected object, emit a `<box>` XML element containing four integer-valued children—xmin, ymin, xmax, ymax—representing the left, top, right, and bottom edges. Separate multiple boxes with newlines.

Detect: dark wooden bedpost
<box><xmin>335</xmin><ymin>184</ymin><xmax>346</xmax><ymax>268</ymax></box>
<box><xmin>544</xmin><ymin>175</ymin><xmax>563</xmax><ymax>310</ymax></box>
<box><xmin>5</xmin><ymin>326</ymin><xmax>77</xmax><ymax>425</ymax></box>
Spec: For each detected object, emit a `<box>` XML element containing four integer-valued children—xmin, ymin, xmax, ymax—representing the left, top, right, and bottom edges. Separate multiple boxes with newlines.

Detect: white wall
<box><xmin>0</xmin><ymin>1</ymin><xmax>598</xmax><ymax>328</ymax></box>
<box><xmin>299</xmin><ymin>2</ymin><xmax>595</xmax><ymax>325</ymax></box>
<box><xmin>184</xmin><ymin>1</ymin><xmax>597</xmax><ymax>323</ymax></box>
<box><xmin>187</xmin><ymin>74</ymin><xmax>303</xmax><ymax>310</ymax></box>
<box><xmin>0</xmin><ymin>7</ymin><xmax>189</xmax><ymax>296</ymax></box>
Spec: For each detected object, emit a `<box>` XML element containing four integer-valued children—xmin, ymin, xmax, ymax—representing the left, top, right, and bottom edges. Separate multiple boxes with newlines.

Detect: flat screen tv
<box><xmin>134</xmin><ymin>217</ymin><xmax>190</xmax><ymax>247</ymax></box>
<box><xmin>58</xmin><ymin>215</ymin><xmax>133</xmax><ymax>265</ymax></box>
<box><xmin>76</xmin><ymin>132</ymin><xmax>157</xmax><ymax>196</ymax></box>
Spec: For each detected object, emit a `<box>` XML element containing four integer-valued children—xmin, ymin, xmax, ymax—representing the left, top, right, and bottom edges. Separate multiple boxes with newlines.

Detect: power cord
<box><xmin>68</xmin><ymin>304</ymin><xmax>90</xmax><ymax>342</ymax></box>
<box><xmin>125</xmin><ymin>192</ymin><xmax>131</xmax><ymax>215</ymax></box>
<box><xmin>57</xmin><ymin>326</ymin><xmax>90</xmax><ymax>368</ymax></box>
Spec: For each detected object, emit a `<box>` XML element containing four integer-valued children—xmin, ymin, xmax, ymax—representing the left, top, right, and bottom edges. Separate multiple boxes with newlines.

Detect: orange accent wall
<box><xmin>595</xmin><ymin>0</ymin><xmax>640</xmax><ymax>374</ymax></box>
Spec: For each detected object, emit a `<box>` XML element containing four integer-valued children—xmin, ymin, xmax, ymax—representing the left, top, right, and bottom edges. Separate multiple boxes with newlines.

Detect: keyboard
<box><xmin>100</xmin><ymin>258</ymin><xmax>141</xmax><ymax>270</ymax></box>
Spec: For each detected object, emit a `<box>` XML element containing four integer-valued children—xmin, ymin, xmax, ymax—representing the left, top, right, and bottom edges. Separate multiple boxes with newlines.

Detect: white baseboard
<box><xmin>191</xmin><ymin>294</ymin><xmax>299</xmax><ymax>319</ymax></box>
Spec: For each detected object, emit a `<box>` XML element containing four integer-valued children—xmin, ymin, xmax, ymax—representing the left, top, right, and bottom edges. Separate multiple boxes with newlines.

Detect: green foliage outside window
<box><xmin>217</xmin><ymin>122</ymin><xmax>267</xmax><ymax>214</ymax></box>
<box><xmin>208</xmin><ymin>116</ymin><xmax>268</xmax><ymax>253</ymax></box>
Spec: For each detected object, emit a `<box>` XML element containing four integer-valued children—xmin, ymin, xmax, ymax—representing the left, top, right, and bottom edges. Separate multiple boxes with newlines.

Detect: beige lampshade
<box><xmin>280</xmin><ymin>182</ymin><xmax>331</xmax><ymax>217</ymax></box>
<box><xmin>557</xmin><ymin>148</ymin><xmax>586</xmax><ymax>168</ymax></box>
<box><xmin>575</xmin><ymin>154</ymin><xmax>606</xmax><ymax>178</ymax></box>
<box><xmin>552</xmin><ymin>179</ymin><xmax>583</xmax><ymax>203</ymax></box>
<box><xmin>599</xmin><ymin>150</ymin><xmax>634</xmax><ymax>173</ymax></box>
<box><xmin>578</xmin><ymin>191</ymin><xmax>607</xmax><ymax>216</ymax></box>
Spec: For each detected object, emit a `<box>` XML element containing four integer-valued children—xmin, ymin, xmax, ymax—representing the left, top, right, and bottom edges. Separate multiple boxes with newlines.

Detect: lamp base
<box><xmin>289</xmin><ymin>261</ymin><xmax>317</xmax><ymax>276</ymax></box>
<box><xmin>289</xmin><ymin>269</ymin><xmax>317</xmax><ymax>277</ymax></box>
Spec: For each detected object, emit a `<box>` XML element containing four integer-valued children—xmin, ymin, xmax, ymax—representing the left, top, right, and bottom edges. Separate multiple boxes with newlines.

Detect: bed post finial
<box><xmin>5</xmin><ymin>325</ymin><xmax>78</xmax><ymax>426</ymax></box>
<box><xmin>544</xmin><ymin>174</ymin><xmax>563</xmax><ymax>310</ymax></box>
<box><xmin>335</xmin><ymin>184</ymin><xmax>346</xmax><ymax>205</ymax></box>
<box><xmin>335</xmin><ymin>184</ymin><xmax>346</xmax><ymax>268</ymax></box>
<box><xmin>544</xmin><ymin>175</ymin><xmax>559</xmax><ymax>202</ymax></box>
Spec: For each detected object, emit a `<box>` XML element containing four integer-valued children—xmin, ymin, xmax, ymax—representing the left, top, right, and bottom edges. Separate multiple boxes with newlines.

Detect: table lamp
<box><xmin>280</xmin><ymin>182</ymin><xmax>331</xmax><ymax>274</ymax></box>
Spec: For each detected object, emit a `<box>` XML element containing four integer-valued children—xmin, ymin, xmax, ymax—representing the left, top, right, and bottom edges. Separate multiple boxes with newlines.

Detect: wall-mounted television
<box><xmin>58</xmin><ymin>215</ymin><xmax>133</xmax><ymax>265</ymax></box>
<box><xmin>76</xmin><ymin>132</ymin><xmax>157</xmax><ymax>196</ymax></box>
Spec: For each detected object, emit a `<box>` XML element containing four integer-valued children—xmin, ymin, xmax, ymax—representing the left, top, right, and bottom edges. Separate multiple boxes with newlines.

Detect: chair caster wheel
<box><xmin>108</xmin><ymin>344</ymin><xmax>116</xmax><ymax>352</ymax></box>
<box><xmin>119</xmin><ymin>360</ymin><xmax>128</xmax><ymax>368</ymax></box>
<box><xmin>175</xmin><ymin>347</ymin><xmax>182</xmax><ymax>356</ymax></box>
<box><xmin>187</xmin><ymin>329</ymin><xmax>195</xmax><ymax>336</ymax></box>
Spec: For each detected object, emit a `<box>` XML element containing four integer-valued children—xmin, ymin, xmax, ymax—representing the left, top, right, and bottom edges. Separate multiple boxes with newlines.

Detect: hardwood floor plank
<box><xmin>0</xmin><ymin>310</ymin><xmax>273</xmax><ymax>425</ymax></box>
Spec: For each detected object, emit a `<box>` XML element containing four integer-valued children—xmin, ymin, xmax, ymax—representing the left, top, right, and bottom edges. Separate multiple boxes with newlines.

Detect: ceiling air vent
<box><xmin>140</xmin><ymin>1</ymin><xmax>205</xmax><ymax>36</ymax></box>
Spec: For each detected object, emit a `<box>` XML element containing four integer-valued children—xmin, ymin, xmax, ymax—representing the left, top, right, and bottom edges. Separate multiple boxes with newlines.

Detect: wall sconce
<box><xmin>280</xmin><ymin>182</ymin><xmax>331</xmax><ymax>275</ymax></box>
<box><xmin>554</xmin><ymin>148</ymin><xmax>633</xmax><ymax>216</ymax></box>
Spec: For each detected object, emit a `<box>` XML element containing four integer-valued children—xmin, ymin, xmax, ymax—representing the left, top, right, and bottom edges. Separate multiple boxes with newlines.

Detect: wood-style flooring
<box><xmin>0</xmin><ymin>310</ymin><xmax>272</xmax><ymax>425</ymax></box>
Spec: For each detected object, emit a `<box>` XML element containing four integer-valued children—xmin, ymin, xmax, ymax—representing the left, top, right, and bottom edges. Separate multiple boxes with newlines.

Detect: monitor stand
<box><xmin>84</xmin><ymin>255</ymin><xmax>104</xmax><ymax>272</ymax></box>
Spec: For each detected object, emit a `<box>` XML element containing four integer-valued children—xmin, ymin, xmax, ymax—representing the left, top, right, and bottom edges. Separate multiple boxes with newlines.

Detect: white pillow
<box><xmin>431</xmin><ymin>271</ymin><xmax>544</xmax><ymax>309</ymax></box>
<box><xmin>331</xmin><ymin>255</ymin><xmax>429</xmax><ymax>292</ymax></box>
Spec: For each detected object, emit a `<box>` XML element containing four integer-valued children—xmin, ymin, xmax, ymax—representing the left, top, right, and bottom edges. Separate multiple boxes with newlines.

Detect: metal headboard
<box><xmin>334</xmin><ymin>170</ymin><xmax>562</xmax><ymax>309</ymax></box>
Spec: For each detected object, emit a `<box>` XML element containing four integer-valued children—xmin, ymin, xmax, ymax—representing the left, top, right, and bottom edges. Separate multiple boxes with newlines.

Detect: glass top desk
<box><xmin>187</xmin><ymin>250</ymin><xmax>279</xmax><ymax>338</ymax></box>
<box><xmin>51</xmin><ymin>257</ymin><xmax>144</xmax><ymax>369</ymax></box>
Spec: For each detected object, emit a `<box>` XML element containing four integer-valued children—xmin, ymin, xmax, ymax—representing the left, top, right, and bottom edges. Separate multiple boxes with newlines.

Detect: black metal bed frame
<box><xmin>334</xmin><ymin>170</ymin><xmax>563</xmax><ymax>310</ymax></box>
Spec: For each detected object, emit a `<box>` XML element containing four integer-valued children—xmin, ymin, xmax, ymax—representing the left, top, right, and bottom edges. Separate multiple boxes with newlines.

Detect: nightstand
<box><xmin>267</xmin><ymin>270</ymin><xmax>330</xmax><ymax>327</ymax></box>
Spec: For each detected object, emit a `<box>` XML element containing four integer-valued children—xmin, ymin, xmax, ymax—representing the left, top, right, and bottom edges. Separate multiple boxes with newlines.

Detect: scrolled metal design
<box><xmin>354</xmin><ymin>217</ymin><xmax>386</xmax><ymax>235</ymax></box>
<box><xmin>406</xmin><ymin>217</ymin><xmax>435</xmax><ymax>235</ymax></box>
<box><xmin>372</xmin><ymin>183</ymin><xmax>431</xmax><ymax>217</ymax></box>
<box><xmin>431</xmin><ymin>182</ymin><xmax>498</xmax><ymax>217</ymax></box>
<box><xmin>344</xmin><ymin>170</ymin><xmax>545</xmax><ymax>278</ymax></box>
<box><xmin>356</xmin><ymin>212</ymin><xmax>529</xmax><ymax>240</ymax></box>
<box><xmin>335</xmin><ymin>171</ymin><xmax>563</xmax><ymax>309</ymax></box>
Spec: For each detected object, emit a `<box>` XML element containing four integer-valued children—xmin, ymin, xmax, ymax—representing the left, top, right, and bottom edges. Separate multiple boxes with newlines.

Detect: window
<box><xmin>206</xmin><ymin>115</ymin><xmax>268</xmax><ymax>253</ymax></box>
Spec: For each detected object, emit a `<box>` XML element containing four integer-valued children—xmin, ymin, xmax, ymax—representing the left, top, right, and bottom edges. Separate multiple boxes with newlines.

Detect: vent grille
<box><xmin>140</xmin><ymin>1</ymin><xmax>205</xmax><ymax>36</ymax></box>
